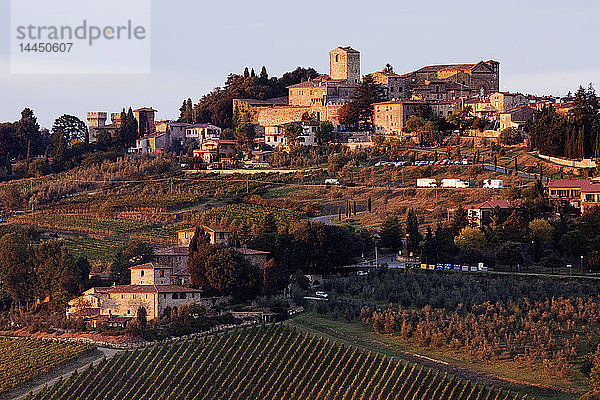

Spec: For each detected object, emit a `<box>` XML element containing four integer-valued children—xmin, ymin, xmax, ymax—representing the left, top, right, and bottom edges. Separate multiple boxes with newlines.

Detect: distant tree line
<box><xmin>527</xmin><ymin>85</ymin><xmax>600</xmax><ymax>159</ymax></box>
<box><xmin>0</xmin><ymin>226</ymin><xmax>90</xmax><ymax>311</ymax></box>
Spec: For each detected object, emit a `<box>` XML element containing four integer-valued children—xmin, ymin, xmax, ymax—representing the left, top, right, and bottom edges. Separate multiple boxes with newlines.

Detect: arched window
<box><xmin>140</xmin><ymin>270</ymin><xmax>145</xmax><ymax>277</ymax></box>
<box><xmin>335</xmin><ymin>55</ymin><xmax>339</xmax><ymax>62</ymax></box>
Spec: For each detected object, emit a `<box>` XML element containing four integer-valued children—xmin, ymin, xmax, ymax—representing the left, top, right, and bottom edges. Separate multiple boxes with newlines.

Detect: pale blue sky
<box><xmin>1</xmin><ymin>0</ymin><xmax>599</xmax><ymax>127</ymax></box>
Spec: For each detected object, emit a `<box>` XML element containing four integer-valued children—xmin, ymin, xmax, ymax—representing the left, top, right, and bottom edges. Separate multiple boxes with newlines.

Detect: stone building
<box><xmin>369</xmin><ymin>70</ymin><xmax>409</xmax><ymax>99</ymax></box>
<box><xmin>67</xmin><ymin>262</ymin><xmax>203</xmax><ymax>321</ymax></box>
<box><xmin>489</xmin><ymin>92</ymin><xmax>527</xmax><ymax>113</ymax></box>
<box><xmin>498</xmin><ymin>106</ymin><xmax>535</xmax><ymax>131</ymax></box>
<box><xmin>87</xmin><ymin>111</ymin><xmax>120</xmax><ymax>143</ymax></box>
<box><xmin>401</xmin><ymin>60</ymin><xmax>500</xmax><ymax>98</ymax></box>
<box><xmin>373</xmin><ymin>99</ymin><xmax>458</xmax><ymax>136</ymax></box>
<box><xmin>133</xmin><ymin>107</ymin><xmax>157</xmax><ymax>136</ymax></box>
<box><xmin>233</xmin><ymin>46</ymin><xmax>361</xmax><ymax>129</ymax></box>
<box><xmin>329</xmin><ymin>46</ymin><xmax>361</xmax><ymax>84</ymax></box>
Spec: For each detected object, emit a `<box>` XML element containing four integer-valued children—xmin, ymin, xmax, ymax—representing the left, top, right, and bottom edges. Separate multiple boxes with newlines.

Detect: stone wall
<box><xmin>256</xmin><ymin>106</ymin><xmax>314</xmax><ymax>126</ymax></box>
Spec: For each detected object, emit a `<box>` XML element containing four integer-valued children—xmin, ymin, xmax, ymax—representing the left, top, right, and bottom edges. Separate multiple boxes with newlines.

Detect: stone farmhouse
<box><xmin>67</xmin><ymin>262</ymin><xmax>204</xmax><ymax>324</ymax></box>
<box><xmin>154</xmin><ymin>225</ymin><xmax>270</xmax><ymax>274</ymax></box>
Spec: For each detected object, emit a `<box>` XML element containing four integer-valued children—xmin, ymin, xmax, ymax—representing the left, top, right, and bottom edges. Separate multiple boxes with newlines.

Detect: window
<box><xmin>160</xmin><ymin>270</ymin><xmax>165</xmax><ymax>277</ymax></box>
<box><xmin>180</xmin><ymin>293</ymin><xmax>187</xmax><ymax>299</ymax></box>
<box><xmin>172</xmin><ymin>293</ymin><xmax>178</xmax><ymax>299</ymax></box>
<box><xmin>127</xmin><ymin>309</ymin><xmax>131</xmax><ymax>315</ymax></box>
<box><xmin>140</xmin><ymin>270</ymin><xmax>145</xmax><ymax>277</ymax></box>
<box><xmin>335</xmin><ymin>55</ymin><xmax>339</xmax><ymax>62</ymax></box>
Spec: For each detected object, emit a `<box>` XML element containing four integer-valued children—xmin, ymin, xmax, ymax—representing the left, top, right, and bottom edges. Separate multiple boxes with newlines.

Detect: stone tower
<box><xmin>86</xmin><ymin>112</ymin><xmax>107</xmax><ymax>128</ymax></box>
<box><xmin>329</xmin><ymin>46</ymin><xmax>361</xmax><ymax>84</ymax></box>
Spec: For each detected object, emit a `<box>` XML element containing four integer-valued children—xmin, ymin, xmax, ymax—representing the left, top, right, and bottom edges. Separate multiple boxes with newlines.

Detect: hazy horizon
<box><xmin>1</xmin><ymin>0</ymin><xmax>599</xmax><ymax>128</ymax></box>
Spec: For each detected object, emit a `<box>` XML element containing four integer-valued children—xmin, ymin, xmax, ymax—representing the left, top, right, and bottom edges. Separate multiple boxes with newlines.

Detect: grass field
<box><xmin>288</xmin><ymin>313</ymin><xmax>580</xmax><ymax>400</ymax></box>
<box><xmin>0</xmin><ymin>338</ymin><xmax>95</xmax><ymax>395</ymax></box>
<box><xmin>25</xmin><ymin>326</ymin><xmax>529</xmax><ymax>400</ymax></box>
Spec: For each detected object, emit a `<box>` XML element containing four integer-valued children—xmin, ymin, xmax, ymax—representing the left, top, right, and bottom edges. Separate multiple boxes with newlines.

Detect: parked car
<box><xmin>315</xmin><ymin>291</ymin><xmax>329</xmax><ymax>298</ymax></box>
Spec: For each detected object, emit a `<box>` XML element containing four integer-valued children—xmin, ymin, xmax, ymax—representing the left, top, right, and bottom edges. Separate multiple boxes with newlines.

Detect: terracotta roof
<box><xmin>547</xmin><ymin>179</ymin><xmax>590</xmax><ymax>189</ymax></box>
<box><xmin>133</xmin><ymin>107</ymin><xmax>157</xmax><ymax>112</ymax></box>
<box><xmin>105</xmin><ymin>284</ymin><xmax>202</xmax><ymax>294</ymax></box>
<box><xmin>581</xmin><ymin>183</ymin><xmax>600</xmax><ymax>193</ymax></box>
<box><xmin>374</xmin><ymin>99</ymin><xmax>426</xmax><ymax>106</ymax></box>
<box><xmin>187</xmin><ymin>123</ymin><xmax>219</xmax><ymax>129</ymax></box>
<box><xmin>466</xmin><ymin>200</ymin><xmax>511</xmax><ymax>210</ymax></box>
<box><xmin>154</xmin><ymin>246</ymin><xmax>189</xmax><ymax>256</ymax></box>
<box><xmin>130</xmin><ymin>262</ymin><xmax>172</xmax><ymax>270</ymax></box>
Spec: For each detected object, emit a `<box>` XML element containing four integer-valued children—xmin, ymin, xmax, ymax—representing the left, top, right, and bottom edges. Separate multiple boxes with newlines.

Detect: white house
<box><xmin>185</xmin><ymin>124</ymin><xmax>222</xmax><ymax>142</ymax></box>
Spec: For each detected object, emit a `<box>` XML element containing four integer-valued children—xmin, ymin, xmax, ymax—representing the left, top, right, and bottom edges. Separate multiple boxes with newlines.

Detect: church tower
<box><xmin>329</xmin><ymin>46</ymin><xmax>361</xmax><ymax>84</ymax></box>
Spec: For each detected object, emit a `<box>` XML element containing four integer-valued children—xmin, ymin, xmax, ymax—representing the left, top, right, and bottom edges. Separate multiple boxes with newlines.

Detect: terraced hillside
<box><xmin>25</xmin><ymin>326</ymin><xmax>531</xmax><ymax>400</ymax></box>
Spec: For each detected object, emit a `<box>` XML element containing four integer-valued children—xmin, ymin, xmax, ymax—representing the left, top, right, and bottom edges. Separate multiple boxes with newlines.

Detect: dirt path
<box><xmin>286</xmin><ymin>317</ymin><xmax>580</xmax><ymax>400</ymax></box>
<box><xmin>2</xmin><ymin>347</ymin><xmax>122</xmax><ymax>400</ymax></box>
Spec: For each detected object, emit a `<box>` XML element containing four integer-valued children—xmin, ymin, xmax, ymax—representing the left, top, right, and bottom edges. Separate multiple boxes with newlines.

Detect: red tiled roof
<box><xmin>130</xmin><ymin>262</ymin><xmax>171</xmax><ymax>270</ymax></box>
<box><xmin>581</xmin><ymin>183</ymin><xmax>600</xmax><ymax>193</ymax></box>
<box><xmin>374</xmin><ymin>99</ymin><xmax>426</xmax><ymax>106</ymax></box>
<box><xmin>105</xmin><ymin>284</ymin><xmax>202</xmax><ymax>294</ymax></box>
<box><xmin>466</xmin><ymin>200</ymin><xmax>511</xmax><ymax>210</ymax></box>
<box><xmin>154</xmin><ymin>246</ymin><xmax>189</xmax><ymax>256</ymax></box>
<box><xmin>547</xmin><ymin>179</ymin><xmax>590</xmax><ymax>189</ymax></box>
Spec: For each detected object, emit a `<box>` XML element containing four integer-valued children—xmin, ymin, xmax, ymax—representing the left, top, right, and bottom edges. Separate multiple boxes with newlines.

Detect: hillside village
<box><xmin>84</xmin><ymin>46</ymin><xmax>586</xmax><ymax>160</ymax></box>
<box><xmin>2</xmin><ymin>42</ymin><xmax>600</xmax><ymax>400</ymax></box>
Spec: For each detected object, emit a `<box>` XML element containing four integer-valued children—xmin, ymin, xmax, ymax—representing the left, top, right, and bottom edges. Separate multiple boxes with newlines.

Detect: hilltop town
<box><xmin>1</xmin><ymin>45</ymin><xmax>600</xmax><ymax>400</ymax></box>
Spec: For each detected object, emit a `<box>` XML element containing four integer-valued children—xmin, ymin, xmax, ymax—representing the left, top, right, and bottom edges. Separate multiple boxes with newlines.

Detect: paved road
<box><xmin>312</xmin><ymin>214</ymin><xmax>338</xmax><ymax>225</ymax></box>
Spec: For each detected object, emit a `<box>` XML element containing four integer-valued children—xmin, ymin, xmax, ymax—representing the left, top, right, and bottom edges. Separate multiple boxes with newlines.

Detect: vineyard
<box><xmin>25</xmin><ymin>326</ymin><xmax>530</xmax><ymax>400</ymax></box>
<box><xmin>0</xmin><ymin>338</ymin><xmax>95</xmax><ymax>394</ymax></box>
<box><xmin>196</xmin><ymin>203</ymin><xmax>304</xmax><ymax>229</ymax></box>
<box><xmin>64</xmin><ymin>235</ymin><xmax>126</xmax><ymax>264</ymax></box>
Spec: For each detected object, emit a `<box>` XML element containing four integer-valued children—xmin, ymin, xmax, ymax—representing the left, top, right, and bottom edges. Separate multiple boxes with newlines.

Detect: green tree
<box><xmin>345</xmin><ymin>75</ymin><xmax>386</xmax><ymax>130</ymax></box>
<box><xmin>406</xmin><ymin>209</ymin><xmax>421</xmax><ymax>254</ymax></box>
<box><xmin>136</xmin><ymin>306</ymin><xmax>147</xmax><ymax>336</ymax></box>
<box><xmin>235</xmin><ymin>122</ymin><xmax>255</xmax><ymax>157</ymax></box>
<box><xmin>50</xmin><ymin>128</ymin><xmax>68</xmax><ymax>170</ymax></box>
<box><xmin>200</xmin><ymin>247</ymin><xmax>261</xmax><ymax>300</ymax></box>
<box><xmin>178</xmin><ymin>98</ymin><xmax>194</xmax><ymax>124</ymax></box>
<box><xmin>259</xmin><ymin>213</ymin><xmax>278</xmax><ymax>235</ymax></box>
<box><xmin>449</xmin><ymin>204</ymin><xmax>468</xmax><ymax>235</ymax></box>
<box><xmin>496</xmin><ymin>241</ymin><xmax>524</xmax><ymax>269</ymax></box>
<box><xmin>111</xmin><ymin>240</ymin><xmax>154</xmax><ymax>284</ymax></box>
<box><xmin>315</xmin><ymin>121</ymin><xmax>334</xmax><ymax>145</ymax></box>
<box><xmin>34</xmin><ymin>240</ymin><xmax>82</xmax><ymax>305</ymax></box>
<box><xmin>559</xmin><ymin>230</ymin><xmax>588</xmax><ymax>260</ymax></box>
<box><xmin>499</xmin><ymin>127</ymin><xmax>521</xmax><ymax>146</ymax></box>
<box><xmin>15</xmin><ymin>108</ymin><xmax>42</xmax><ymax>157</ymax></box>
<box><xmin>0</xmin><ymin>233</ymin><xmax>35</xmax><ymax>308</ymax></box>
<box><xmin>52</xmin><ymin>114</ymin><xmax>88</xmax><ymax>144</ymax></box>
<box><xmin>379</xmin><ymin>216</ymin><xmax>402</xmax><ymax>251</ymax></box>
<box><xmin>283</xmin><ymin>123</ymin><xmax>302</xmax><ymax>146</ymax></box>
<box><xmin>446</xmin><ymin>106</ymin><xmax>474</xmax><ymax>134</ymax></box>
<box><xmin>454</xmin><ymin>226</ymin><xmax>486</xmax><ymax>250</ymax></box>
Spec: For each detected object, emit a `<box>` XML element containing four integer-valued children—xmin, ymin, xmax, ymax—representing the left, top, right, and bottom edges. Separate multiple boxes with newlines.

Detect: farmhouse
<box><xmin>67</xmin><ymin>262</ymin><xmax>203</xmax><ymax>322</ymax></box>
<box><xmin>155</xmin><ymin>225</ymin><xmax>271</xmax><ymax>274</ymax></box>
<box><xmin>466</xmin><ymin>200</ymin><xmax>511</xmax><ymax>228</ymax></box>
